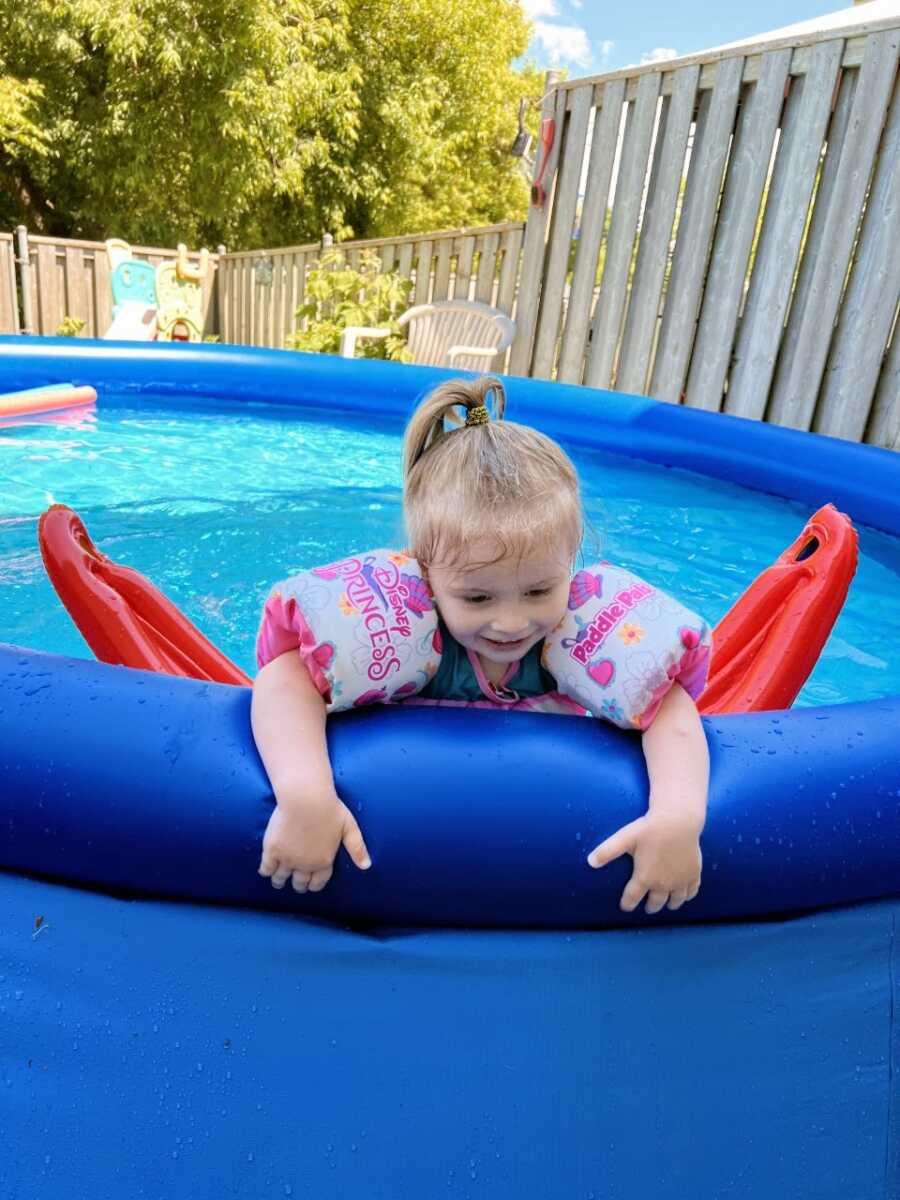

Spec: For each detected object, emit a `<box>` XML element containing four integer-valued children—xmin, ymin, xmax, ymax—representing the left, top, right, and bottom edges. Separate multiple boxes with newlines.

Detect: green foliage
<box><xmin>340</xmin><ymin>0</ymin><xmax>543</xmax><ymax>237</ymax></box>
<box><xmin>0</xmin><ymin>0</ymin><xmax>542</xmax><ymax>245</ymax></box>
<box><xmin>285</xmin><ymin>248</ymin><xmax>412</xmax><ymax>360</ymax></box>
<box><xmin>56</xmin><ymin>315</ymin><xmax>85</xmax><ymax>336</ymax></box>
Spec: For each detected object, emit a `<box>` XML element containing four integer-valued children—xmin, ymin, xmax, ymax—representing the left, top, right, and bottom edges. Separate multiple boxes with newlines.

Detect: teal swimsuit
<box><xmin>419</xmin><ymin>618</ymin><xmax>558</xmax><ymax>704</ymax></box>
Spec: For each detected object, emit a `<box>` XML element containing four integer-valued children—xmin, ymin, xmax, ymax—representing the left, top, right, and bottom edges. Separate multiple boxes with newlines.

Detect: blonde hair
<box><xmin>402</xmin><ymin>376</ymin><xmax>583</xmax><ymax>568</ymax></box>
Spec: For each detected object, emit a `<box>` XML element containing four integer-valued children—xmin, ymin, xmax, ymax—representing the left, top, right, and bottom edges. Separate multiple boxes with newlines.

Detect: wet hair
<box><xmin>402</xmin><ymin>376</ymin><xmax>583</xmax><ymax>569</ymax></box>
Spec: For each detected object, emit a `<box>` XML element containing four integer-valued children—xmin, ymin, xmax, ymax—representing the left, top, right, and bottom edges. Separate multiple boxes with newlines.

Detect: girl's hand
<box><xmin>587</xmin><ymin>811</ymin><xmax>702</xmax><ymax>914</ymax></box>
<box><xmin>259</xmin><ymin>790</ymin><xmax>371</xmax><ymax>894</ymax></box>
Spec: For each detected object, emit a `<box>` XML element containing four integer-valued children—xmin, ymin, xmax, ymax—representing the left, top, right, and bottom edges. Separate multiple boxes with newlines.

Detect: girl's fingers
<box><xmin>587</xmin><ymin>820</ymin><xmax>640</xmax><ymax>869</ymax></box>
<box><xmin>291</xmin><ymin>869</ymin><xmax>313</xmax><ymax>893</ymax></box>
<box><xmin>619</xmin><ymin>877</ymin><xmax>648</xmax><ymax>912</ymax></box>
<box><xmin>258</xmin><ymin>853</ymin><xmax>278</xmax><ymax>878</ymax></box>
<box><xmin>342</xmin><ymin>812</ymin><xmax>372</xmax><ymax>871</ymax></box>
<box><xmin>666</xmin><ymin>889</ymin><xmax>688</xmax><ymax>911</ymax></box>
<box><xmin>269</xmin><ymin>863</ymin><xmax>292</xmax><ymax>889</ymax></box>
<box><xmin>644</xmin><ymin>889</ymin><xmax>670</xmax><ymax>915</ymax></box>
<box><xmin>686</xmin><ymin>879</ymin><xmax>701</xmax><ymax>902</ymax></box>
<box><xmin>307</xmin><ymin>868</ymin><xmax>333</xmax><ymax>893</ymax></box>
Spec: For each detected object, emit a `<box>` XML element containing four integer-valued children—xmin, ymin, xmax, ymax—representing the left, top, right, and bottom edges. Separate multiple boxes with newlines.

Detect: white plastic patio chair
<box><xmin>339</xmin><ymin>300</ymin><xmax>516</xmax><ymax>371</ymax></box>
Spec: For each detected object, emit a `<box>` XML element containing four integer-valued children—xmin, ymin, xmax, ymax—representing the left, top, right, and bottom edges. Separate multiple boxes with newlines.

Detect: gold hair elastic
<box><xmin>465</xmin><ymin>404</ymin><xmax>490</xmax><ymax>427</ymax></box>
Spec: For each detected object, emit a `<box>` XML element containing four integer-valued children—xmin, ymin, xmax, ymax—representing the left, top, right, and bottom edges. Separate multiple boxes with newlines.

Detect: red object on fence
<box><xmin>530</xmin><ymin>117</ymin><xmax>556</xmax><ymax>208</ymax></box>
<box><xmin>38</xmin><ymin>505</ymin><xmax>251</xmax><ymax>686</ymax></box>
<box><xmin>38</xmin><ymin>503</ymin><xmax>856</xmax><ymax>711</ymax></box>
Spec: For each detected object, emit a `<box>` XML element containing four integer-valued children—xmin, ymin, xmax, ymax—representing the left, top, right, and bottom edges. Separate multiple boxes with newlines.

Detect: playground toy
<box><xmin>102</xmin><ymin>238</ymin><xmax>209</xmax><ymax>341</ymax></box>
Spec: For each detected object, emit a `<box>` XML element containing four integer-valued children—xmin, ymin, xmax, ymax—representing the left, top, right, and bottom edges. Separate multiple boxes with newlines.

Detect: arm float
<box><xmin>257</xmin><ymin>550</ymin><xmax>441</xmax><ymax>709</ymax></box>
<box><xmin>542</xmin><ymin>562</ymin><xmax>711</xmax><ymax>729</ymax></box>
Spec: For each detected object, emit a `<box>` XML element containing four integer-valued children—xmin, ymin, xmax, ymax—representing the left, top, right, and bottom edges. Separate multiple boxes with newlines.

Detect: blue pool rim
<box><xmin>0</xmin><ymin>335</ymin><xmax>898</xmax><ymax>929</ymax></box>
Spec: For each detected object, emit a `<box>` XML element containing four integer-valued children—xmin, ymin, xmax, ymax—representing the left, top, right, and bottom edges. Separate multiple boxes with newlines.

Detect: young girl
<box><xmin>251</xmin><ymin>377</ymin><xmax>711</xmax><ymax>915</ymax></box>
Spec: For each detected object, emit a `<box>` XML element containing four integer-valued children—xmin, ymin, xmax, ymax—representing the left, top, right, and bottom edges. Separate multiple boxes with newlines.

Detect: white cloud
<box><xmin>571</xmin><ymin>0</ymin><xmax>583</xmax><ymax>7</ymax></box>
<box><xmin>520</xmin><ymin>0</ymin><xmax>560</xmax><ymax>17</ymax></box>
<box><xmin>532</xmin><ymin>21</ymin><xmax>592</xmax><ymax>67</ymax></box>
<box><xmin>598</xmin><ymin>39</ymin><xmax>615</xmax><ymax>60</ymax></box>
<box><xmin>640</xmin><ymin>47</ymin><xmax>679</xmax><ymax>65</ymax></box>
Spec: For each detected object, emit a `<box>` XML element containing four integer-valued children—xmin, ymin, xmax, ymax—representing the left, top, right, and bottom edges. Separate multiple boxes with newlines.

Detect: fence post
<box><xmin>215</xmin><ymin>244</ymin><xmax>226</xmax><ymax>341</ymax></box>
<box><xmin>507</xmin><ymin>69</ymin><xmax>563</xmax><ymax>377</ymax></box>
<box><xmin>15</xmin><ymin>226</ymin><xmax>34</xmax><ymax>334</ymax></box>
<box><xmin>321</xmin><ymin>233</ymin><xmax>333</xmax><ymax>250</ymax></box>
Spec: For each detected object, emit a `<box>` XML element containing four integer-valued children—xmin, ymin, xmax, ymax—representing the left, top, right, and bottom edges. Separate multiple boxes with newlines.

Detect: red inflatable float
<box><xmin>38</xmin><ymin>503</ymin><xmax>857</xmax><ymax>712</ymax></box>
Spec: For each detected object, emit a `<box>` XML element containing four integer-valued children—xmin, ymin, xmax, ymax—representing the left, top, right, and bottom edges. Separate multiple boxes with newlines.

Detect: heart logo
<box><xmin>587</xmin><ymin>658</ymin><xmax>615</xmax><ymax>688</ymax></box>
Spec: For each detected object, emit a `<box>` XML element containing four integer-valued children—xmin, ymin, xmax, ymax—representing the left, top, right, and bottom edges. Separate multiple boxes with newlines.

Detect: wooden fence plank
<box><xmin>724</xmin><ymin>39</ymin><xmax>844</xmax><ymax>419</ymax></box>
<box><xmin>767</xmin><ymin>28</ymin><xmax>900</xmax><ymax>430</ymax></box>
<box><xmin>475</xmin><ymin>232</ymin><xmax>500</xmax><ymax>302</ymax></box>
<box><xmin>766</xmin><ymin>68</ymin><xmax>857</xmax><ymax>418</ymax></box>
<box><xmin>813</xmin><ymin>73</ymin><xmax>900</xmax><ymax>441</ymax></box>
<box><xmin>380</xmin><ymin>245</ymin><xmax>396</xmax><ymax>273</ymax></box>
<box><xmin>397</xmin><ymin>241</ymin><xmax>414</xmax><ymax>284</ymax></box>
<box><xmin>93</xmin><ymin>250</ymin><xmax>112</xmax><ymax>336</ymax></box>
<box><xmin>648</xmin><ymin>54</ymin><xmax>745</xmax><ymax>403</ymax></box>
<box><xmin>617</xmin><ymin>65</ymin><xmax>700</xmax><ymax>395</ymax></box>
<box><xmin>0</xmin><ymin>236</ymin><xmax>19</xmax><ymax>334</ymax></box>
<box><xmin>287</xmin><ymin>252</ymin><xmax>305</xmax><ymax>341</ymax></box>
<box><xmin>432</xmin><ymin>238</ymin><xmax>453</xmax><ymax>301</ymax></box>
<box><xmin>64</xmin><ymin>247</ymin><xmax>91</xmax><ymax>336</ymax></box>
<box><xmin>454</xmin><ymin>235</ymin><xmax>476</xmax><ymax>300</ymax></box>
<box><xmin>508</xmin><ymin>80</ymin><xmax>567</xmax><ymax>375</ymax></box>
<box><xmin>414</xmin><ymin>242</ymin><xmax>433</xmax><ymax>304</ymax></box>
<box><xmin>227</xmin><ymin>258</ymin><xmax>237</xmax><ymax>344</ymax></box>
<box><xmin>264</xmin><ymin>258</ymin><xmax>276</xmax><ymax>347</ymax></box>
<box><xmin>865</xmin><ymin>304</ymin><xmax>900</xmax><ymax>449</ymax></box>
<box><xmin>531</xmin><ymin>85</ymin><xmax>594</xmax><ymax>378</ymax></box>
<box><xmin>237</xmin><ymin>257</ymin><xmax>247</xmax><ymax>343</ymax></box>
<box><xmin>36</xmin><ymin>243</ymin><xmax>60</xmax><ymax>334</ymax></box>
<box><xmin>557</xmin><ymin>77</ymin><xmax>627</xmax><ymax>384</ymax></box>
<box><xmin>272</xmin><ymin>253</ymin><xmax>285</xmax><ymax>350</ymax></box>
<box><xmin>585</xmin><ymin>72</ymin><xmax>662</xmax><ymax>389</ymax></box>
<box><xmin>683</xmin><ymin>49</ymin><xmax>791</xmax><ymax>410</ymax></box>
<box><xmin>497</xmin><ymin>226</ymin><xmax>524</xmax><ymax>317</ymax></box>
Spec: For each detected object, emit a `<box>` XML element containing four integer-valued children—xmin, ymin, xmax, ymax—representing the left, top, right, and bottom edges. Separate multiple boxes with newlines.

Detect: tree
<box><xmin>339</xmin><ymin>0</ymin><xmax>542</xmax><ymax>237</ymax></box>
<box><xmin>0</xmin><ymin>0</ymin><xmax>541</xmax><ymax>247</ymax></box>
<box><xmin>0</xmin><ymin>0</ymin><xmax>361</xmax><ymax>244</ymax></box>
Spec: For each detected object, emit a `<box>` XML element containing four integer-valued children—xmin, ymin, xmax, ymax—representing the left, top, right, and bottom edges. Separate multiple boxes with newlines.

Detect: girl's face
<box><xmin>427</xmin><ymin>539</ymin><xmax>573</xmax><ymax>665</ymax></box>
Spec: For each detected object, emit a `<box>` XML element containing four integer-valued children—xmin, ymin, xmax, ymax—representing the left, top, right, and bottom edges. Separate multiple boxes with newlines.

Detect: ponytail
<box><xmin>402</xmin><ymin>376</ymin><xmax>506</xmax><ymax>484</ymax></box>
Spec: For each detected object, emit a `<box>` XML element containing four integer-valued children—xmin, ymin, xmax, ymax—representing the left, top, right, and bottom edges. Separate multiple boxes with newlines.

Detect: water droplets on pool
<box><xmin>2</xmin><ymin>396</ymin><xmax>898</xmax><ymax>705</ymax></box>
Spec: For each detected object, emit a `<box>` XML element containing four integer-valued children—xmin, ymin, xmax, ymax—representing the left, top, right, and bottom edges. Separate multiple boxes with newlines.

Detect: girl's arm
<box><xmin>251</xmin><ymin>651</ymin><xmax>371</xmax><ymax>893</ymax></box>
<box><xmin>587</xmin><ymin>683</ymin><xmax>709</xmax><ymax>913</ymax></box>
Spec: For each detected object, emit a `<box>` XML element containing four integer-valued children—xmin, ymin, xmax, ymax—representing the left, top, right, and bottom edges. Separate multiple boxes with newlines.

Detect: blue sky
<box><xmin>519</xmin><ymin>1</ymin><xmax>851</xmax><ymax>75</ymax></box>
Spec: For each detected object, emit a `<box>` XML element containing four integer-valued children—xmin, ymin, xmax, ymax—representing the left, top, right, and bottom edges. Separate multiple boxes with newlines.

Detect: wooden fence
<box><xmin>2</xmin><ymin>13</ymin><xmax>897</xmax><ymax>449</ymax></box>
<box><xmin>509</xmin><ymin>14</ymin><xmax>900</xmax><ymax>448</ymax></box>
<box><xmin>0</xmin><ymin>234</ymin><xmax>18</xmax><ymax>335</ymax></box>
<box><xmin>216</xmin><ymin>222</ymin><xmax>525</xmax><ymax>354</ymax></box>
<box><xmin>4</xmin><ymin>229</ymin><xmax>220</xmax><ymax>338</ymax></box>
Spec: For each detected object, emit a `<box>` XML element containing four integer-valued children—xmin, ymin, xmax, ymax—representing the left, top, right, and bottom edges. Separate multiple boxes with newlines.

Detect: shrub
<box><xmin>286</xmin><ymin>248</ymin><xmax>412</xmax><ymax>361</ymax></box>
<box><xmin>56</xmin><ymin>315</ymin><xmax>85</xmax><ymax>336</ymax></box>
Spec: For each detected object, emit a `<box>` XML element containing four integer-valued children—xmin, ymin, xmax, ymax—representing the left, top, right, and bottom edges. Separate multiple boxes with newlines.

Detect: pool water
<box><xmin>2</xmin><ymin>396</ymin><xmax>899</xmax><ymax>706</ymax></box>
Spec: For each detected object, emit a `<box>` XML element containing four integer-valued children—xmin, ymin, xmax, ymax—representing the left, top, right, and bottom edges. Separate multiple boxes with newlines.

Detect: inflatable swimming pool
<box><xmin>1</xmin><ymin>337</ymin><xmax>898</xmax><ymax>1199</ymax></box>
